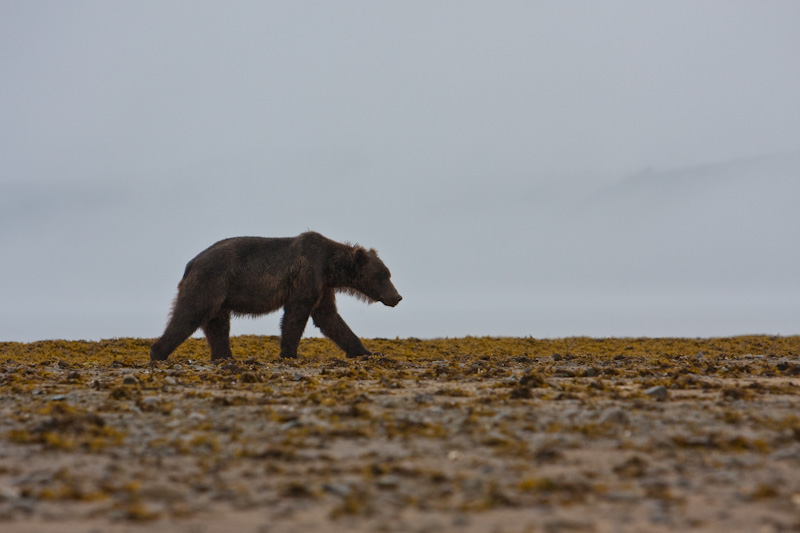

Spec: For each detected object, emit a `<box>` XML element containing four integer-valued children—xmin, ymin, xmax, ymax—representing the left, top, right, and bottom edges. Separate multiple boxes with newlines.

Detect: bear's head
<box><xmin>345</xmin><ymin>247</ymin><xmax>402</xmax><ymax>307</ymax></box>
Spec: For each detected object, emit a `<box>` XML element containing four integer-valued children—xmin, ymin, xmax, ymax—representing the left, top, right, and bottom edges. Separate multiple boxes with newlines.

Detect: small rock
<box><xmin>452</xmin><ymin>513</ymin><xmax>471</xmax><ymax>527</ymax></box>
<box><xmin>605</xmin><ymin>490</ymin><xmax>640</xmax><ymax>502</ymax></box>
<box><xmin>544</xmin><ymin>519</ymin><xmax>594</xmax><ymax>532</ymax></box>
<box><xmin>0</xmin><ymin>485</ymin><xmax>17</xmax><ymax>502</ymax></box>
<box><xmin>0</xmin><ymin>504</ymin><xmax>14</xmax><ymax>521</ymax></box>
<box><xmin>376</xmin><ymin>475</ymin><xmax>401</xmax><ymax>489</ymax></box>
<box><xmin>791</xmin><ymin>493</ymin><xmax>800</xmax><ymax>508</ymax></box>
<box><xmin>599</xmin><ymin>407</ymin><xmax>631</xmax><ymax>425</ymax></box>
<box><xmin>139</xmin><ymin>483</ymin><xmax>186</xmax><ymax>503</ymax></box>
<box><xmin>645</xmin><ymin>386</ymin><xmax>668</xmax><ymax>401</ymax></box>
<box><xmin>122</xmin><ymin>375</ymin><xmax>139</xmax><ymax>386</ymax></box>
<box><xmin>187</xmin><ymin>412</ymin><xmax>208</xmax><ymax>423</ymax></box>
<box><xmin>322</xmin><ymin>482</ymin><xmax>352</xmax><ymax>498</ymax></box>
<box><xmin>280</xmin><ymin>419</ymin><xmax>303</xmax><ymax>430</ymax></box>
<box><xmin>140</xmin><ymin>397</ymin><xmax>161</xmax><ymax>407</ymax></box>
<box><xmin>414</xmin><ymin>393</ymin><xmax>434</xmax><ymax>404</ymax></box>
<box><xmin>13</xmin><ymin>498</ymin><xmax>35</xmax><ymax>515</ymax></box>
<box><xmin>769</xmin><ymin>446</ymin><xmax>800</xmax><ymax>462</ymax></box>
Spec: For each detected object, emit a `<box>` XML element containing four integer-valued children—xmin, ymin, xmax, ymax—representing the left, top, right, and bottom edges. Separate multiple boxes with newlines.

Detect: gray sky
<box><xmin>2</xmin><ymin>2</ymin><xmax>799</xmax><ymax>342</ymax></box>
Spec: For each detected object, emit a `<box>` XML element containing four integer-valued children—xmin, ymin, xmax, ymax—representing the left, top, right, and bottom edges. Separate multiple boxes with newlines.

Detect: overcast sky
<box><xmin>2</xmin><ymin>2</ymin><xmax>799</xmax><ymax>342</ymax></box>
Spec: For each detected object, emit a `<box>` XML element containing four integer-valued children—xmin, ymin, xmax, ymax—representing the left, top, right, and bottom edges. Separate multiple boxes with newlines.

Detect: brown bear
<box><xmin>150</xmin><ymin>232</ymin><xmax>401</xmax><ymax>361</ymax></box>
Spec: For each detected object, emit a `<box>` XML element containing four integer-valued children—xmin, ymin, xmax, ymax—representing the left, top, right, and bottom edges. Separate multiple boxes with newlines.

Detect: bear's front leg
<box><xmin>279</xmin><ymin>298</ymin><xmax>314</xmax><ymax>359</ymax></box>
<box><xmin>311</xmin><ymin>290</ymin><xmax>371</xmax><ymax>358</ymax></box>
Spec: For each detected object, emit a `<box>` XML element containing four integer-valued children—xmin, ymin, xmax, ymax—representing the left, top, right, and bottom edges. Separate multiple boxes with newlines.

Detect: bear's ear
<box><xmin>353</xmin><ymin>247</ymin><xmax>370</xmax><ymax>268</ymax></box>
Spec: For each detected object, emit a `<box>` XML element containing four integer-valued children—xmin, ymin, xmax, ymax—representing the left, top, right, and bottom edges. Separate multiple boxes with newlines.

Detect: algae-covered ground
<box><xmin>1</xmin><ymin>336</ymin><xmax>800</xmax><ymax>532</ymax></box>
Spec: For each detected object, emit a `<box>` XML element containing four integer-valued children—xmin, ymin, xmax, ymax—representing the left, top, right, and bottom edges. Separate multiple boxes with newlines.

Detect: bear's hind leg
<box><xmin>150</xmin><ymin>306</ymin><xmax>206</xmax><ymax>361</ymax></box>
<box><xmin>202</xmin><ymin>312</ymin><xmax>233</xmax><ymax>361</ymax></box>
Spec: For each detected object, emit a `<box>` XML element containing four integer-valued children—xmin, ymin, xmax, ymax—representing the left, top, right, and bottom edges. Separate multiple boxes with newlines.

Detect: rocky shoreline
<box><xmin>1</xmin><ymin>336</ymin><xmax>799</xmax><ymax>532</ymax></box>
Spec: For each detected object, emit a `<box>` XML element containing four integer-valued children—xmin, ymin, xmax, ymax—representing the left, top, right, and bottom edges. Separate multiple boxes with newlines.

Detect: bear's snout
<box><xmin>383</xmin><ymin>294</ymin><xmax>402</xmax><ymax>307</ymax></box>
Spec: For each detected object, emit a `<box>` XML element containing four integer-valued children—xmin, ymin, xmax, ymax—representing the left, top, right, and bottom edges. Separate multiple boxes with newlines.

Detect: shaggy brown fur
<box><xmin>150</xmin><ymin>232</ymin><xmax>401</xmax><ymax>361</ymax></box>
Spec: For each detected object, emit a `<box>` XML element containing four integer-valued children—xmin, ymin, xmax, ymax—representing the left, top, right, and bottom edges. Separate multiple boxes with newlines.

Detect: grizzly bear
<box><xmin>150</xmin><ymin>232</ymin><xmax>401</xmax><ymax>361</ymax></box>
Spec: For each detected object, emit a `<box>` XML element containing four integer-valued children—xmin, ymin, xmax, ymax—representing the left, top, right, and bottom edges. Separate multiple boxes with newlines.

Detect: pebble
<box><xmin>138</xmin><ymin>483</ymin><xmax>186</xmax><ymax>503</ymax></box>
<box><xmin>414</xmin><ymin>393</ymin><xmax>434</xmax><ymax>404</ymax></box>
<box><xmin>769</xmin><ymin>446</ymin><xmax>800</xmax><ymax>462</ymax></box>
<box><xmin>0</xmin><ymin>485</ymin><xmax>17</xmax><ymax>502</ymax></box>
<box><xmin>452</xmin><ymin>513</ymin><xmax>471</xmax><ymax>527</ymax></box>
<box><xmin>139</xmin><ymin>397</ymin><xmax>161</xmax><ymax>407</ymax></box>
<box><xmin>122</xmin><ymin>375</ymin><xmax>139</xmax><ymax>386</ymax></box>
<box><xmin>791</xmin><ymin>493</ymin><xmax>800</xmax><ymax>508</ymax></box>
<box><xmin>605</xmin><ymin>490</ymin><xmax>640</xmax><ymax>502</ymax></box>
<box><xmin>12</xmin><ymin>498</ymin><xmax>35</xmax><ymax>515</ymax></box>
<box><xmin>599</xmin><ymin>407</ymin><xmax>631</xmax><ymax>425</ymax></box>
<box><xmin>186</xmin><ymin>412</ymin><xmax>208</xmax><ymax>423</ymax></box>
<box><xmin>322</xmin><ymin>482</ymin><xmax>352</xmax><ymax>498</ymax></box>
<box><xmin>645</xmin><ymin>386</ymin><xmax>668</xmax><ymax>401</ymax></box>
<box><xmin>280</xmin><ymin>419</ymin><xmax>303</xmax><ymax>430</ymax></box>
<box><xmin>376</xmin><ymin>475</ymin><xmax>401</xmax><ymax>489</ymax></box>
